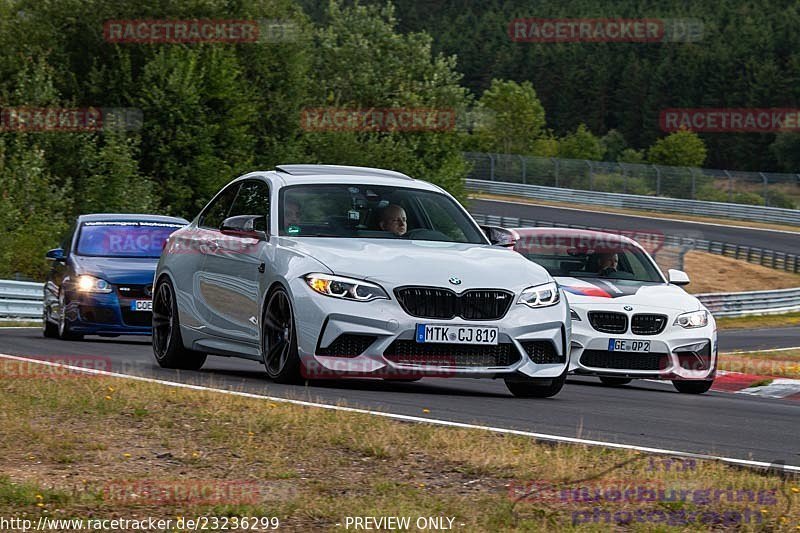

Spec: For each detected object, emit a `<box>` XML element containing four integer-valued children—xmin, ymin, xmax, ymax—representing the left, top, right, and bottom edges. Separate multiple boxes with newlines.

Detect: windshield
<box><xmin>279</xmin><ymin>184</ymin><xmax>486</xmax><ymax>244</ymax></box>
<box><xmin>75</xmin><ymin>221</ymin><xmax>185</xmax><ymax>258</ymax></box>
<box><xmin>514</xmin><ymin>233</ymin><xmax>663</xmax><ymax>283</ymax></box>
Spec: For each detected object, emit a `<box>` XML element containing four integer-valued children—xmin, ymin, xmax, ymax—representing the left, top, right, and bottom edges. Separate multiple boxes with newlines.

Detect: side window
<box><xmin>199</xmin><ymin>183</ymin><xmax>240</xmax><ymax>229</ymax></box>
<box><xmin>417</xmin><ymin>196</ymin><xmax>468</xmax><ymax>242</ymax></box>
<box><xmin>228</xmin><ymin>180</ymin><xmax>270</xmax><ymax>223</ymax></box>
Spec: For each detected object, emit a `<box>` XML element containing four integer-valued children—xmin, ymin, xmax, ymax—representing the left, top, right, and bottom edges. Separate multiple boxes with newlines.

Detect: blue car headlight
<box><xmin>76</xmin><ymin>275</ymin><xmax>112</xmax><ymax>293</ymax></box>
<box><xmin>305</xmin><ymin>273</ymin><xmax>388</xmax><ymax>302</ymax></box>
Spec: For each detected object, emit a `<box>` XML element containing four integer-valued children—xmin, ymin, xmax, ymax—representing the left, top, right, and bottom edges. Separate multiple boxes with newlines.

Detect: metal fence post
<box><xmin>489</xmin><ymin>153</ymin><xmax>495</xmax><ymax>181</ymax></box>
<box><xmin>724</xmin><ymin>170</ymin><xmax>733</xmax><ymax>202</ymax></box>
<box><xmin>653</xmin><ymin>165</ymin><xmax>661</xmax><ymax>196</ymax></box>
<box><xmin>759</xmin><ymin>172</ymin><xmax>768</xmax><ymax>206</ymax></box>
<box><xmin>519</xmin><ymin>155</ymin><xmax>526</xmax><ymax>184</ymax></box>
<box><xmin>689</xmin><ymin>168</ymin><xmax>696</xmax><ymax>199</ymax></box>
<box><xmin>585</xmin><ymin>160</ymin><xmax>593</xmax><ymax>190</ymax></box>
<box><xmin>552</xmin><ymin>158</ymin><xmax>559</xmax><ymax>188</ymax></box>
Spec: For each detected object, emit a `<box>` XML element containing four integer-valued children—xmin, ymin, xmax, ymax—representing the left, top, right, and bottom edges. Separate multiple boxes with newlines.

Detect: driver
<box><xmin>379</xmin><ymin>204</ymin><xmax>407</xmax><ymax>236</ymax></box>
<box><xmin>596</xmin><ymin>252</ymin><xmax>619</xmax><ymax>276</ymax></box>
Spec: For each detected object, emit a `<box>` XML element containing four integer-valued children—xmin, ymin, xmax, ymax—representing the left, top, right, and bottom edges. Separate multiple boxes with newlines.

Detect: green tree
<box><xmin>77</xmin><ymin>131</ymin><xmax>157</xmax><ymax>214</ymax></box>
<box><xmin>769</xmin><ymin>133</ymin><xmax>800</xmax><ymax>172</ymax></box>
<box><xmin>647</xmin><ymin>129</ymin><xmax>707</xmax><ymax>167</ymax></box>
<box><xmin>557</xmin><ymin>124</ymin><xmax>604</xmax><ymax>160</ymax></box>
<box><xmin>473</xmin><ymin>79</ymin><xmax>546</xmax><ymax>155</ymax></box>
<box><xmin>0</xmin><ymin>139</ymin><xmax>70</xmax><ymax>279</ymax></box>
<box><xmin>601</xmin><ymin>129</ymin><xmax>628</xmax><ymax>162</ymax></box>
<box><xmin>618</xmin><ymin>148</ymin><xmax>646</xmax><ymax>164</ymax></box>
<box><xmin>303</xmin><ymin>1</ymin><xmax>471</xmax><ymax>197</ymax></box>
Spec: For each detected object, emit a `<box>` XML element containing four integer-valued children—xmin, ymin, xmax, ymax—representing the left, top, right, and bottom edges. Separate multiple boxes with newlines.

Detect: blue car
<box><xmin>43</xmin><ymin>214</ymin><xmax>188</xmax><ymax>339</ymax></box>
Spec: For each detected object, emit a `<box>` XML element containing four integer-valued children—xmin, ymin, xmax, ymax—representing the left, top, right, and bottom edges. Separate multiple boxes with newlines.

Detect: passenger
<box><xmin>284</xmin><ymin>199</ymin><xmax>301</xmax><ymax>227</ymax></box>
<box><xmin>379</xmin><ymin>204</ymin><xmax>407</xmax><ymax>236</ymax></box>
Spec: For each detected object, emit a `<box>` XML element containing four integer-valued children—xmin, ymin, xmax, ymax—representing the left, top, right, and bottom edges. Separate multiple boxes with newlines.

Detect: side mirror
<box><xmin>46</xmin><ymin>248</ymin><xmax>65</xmax><ymax>262</ymax></box>
<box><xmin>220</xmin><ymin>215</ymin><xmax>267</xmax><ymax>240</ymax></box>
<box><xmin>480</xmin><ymin>225</ymin><xmax>518</xmax><ymax>248</ymax></box>
<box><xmin>668</xmin><ymin>269</ymin><xmax>690</xmax><ymax>286</ymax></box>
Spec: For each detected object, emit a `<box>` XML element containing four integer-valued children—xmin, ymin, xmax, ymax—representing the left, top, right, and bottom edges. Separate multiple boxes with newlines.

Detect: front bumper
<box><xmin>569</xmin><ymin>312</ymin><xmax>717</xmax><ymax>380</ymax></box>
<box><xmin>290</xmin><ymin>279</ymin><xmax>571</xmax><ymax>379</ymax></box>
<box><xmin>62</xmin><ymin>288</ymin><xmax>152</xmax><ymax>336</ymax></box>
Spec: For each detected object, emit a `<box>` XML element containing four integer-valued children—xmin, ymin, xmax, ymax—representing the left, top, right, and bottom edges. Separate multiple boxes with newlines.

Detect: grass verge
<box><xmin>0</xmin><ymin>320</ymin><xmax>39</xmax><ymax>327</ymax></box>
<box><xmin>716</xmin><ymin>312</ymin><xmax>800</xmax><ymax>331</ymax></box>
<box><xmin>0</xmin><ymin>361</ymin><xmax>798</xmax><ymax>531</ymax></box>
<box><xmin>682</xmin><ymin>252</ymin><xmax>800</xmax><ymax>295</ymax></box>
<box><xmin>719</xmin><ymin>349</ymin><xmax>800</xmax><ymax>379</ymax></box>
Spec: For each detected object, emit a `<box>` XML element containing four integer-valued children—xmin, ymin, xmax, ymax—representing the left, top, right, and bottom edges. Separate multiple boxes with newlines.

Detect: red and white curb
<box><xmin>712</xmin><ymin>370</ymin><xmax>800</xmax><ymax>400</ymax></box>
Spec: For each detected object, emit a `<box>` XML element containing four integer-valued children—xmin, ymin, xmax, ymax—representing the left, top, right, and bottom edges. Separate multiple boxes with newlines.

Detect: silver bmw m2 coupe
<box><xmin>152</xmin><ymin>165</ymin><xmax>571</xmax><ymax>397</ymax></box>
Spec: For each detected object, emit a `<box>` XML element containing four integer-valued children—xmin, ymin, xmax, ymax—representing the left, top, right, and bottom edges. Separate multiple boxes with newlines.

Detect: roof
<box><xmin>77</xmin><ymin>213</ymin><xmax>189</xmax><ymax>224</ymax></box>
<box><xmin>275</xmin><ymin>164</ymin><xmax>415</xmax><ymax>181</ymax></box>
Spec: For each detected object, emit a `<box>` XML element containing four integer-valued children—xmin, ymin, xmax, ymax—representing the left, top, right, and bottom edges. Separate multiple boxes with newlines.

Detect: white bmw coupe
<box><xmin>508</xmin><ymin>227</ymin><xmax>717</xmax><ymax>394</ymax></box>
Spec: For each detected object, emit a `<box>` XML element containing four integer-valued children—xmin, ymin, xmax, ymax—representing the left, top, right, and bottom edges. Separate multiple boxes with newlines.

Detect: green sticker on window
<box><xmin>287</xmin><ymin>225</ymin><xmax>301</xmax><ymax>235</ymax></box>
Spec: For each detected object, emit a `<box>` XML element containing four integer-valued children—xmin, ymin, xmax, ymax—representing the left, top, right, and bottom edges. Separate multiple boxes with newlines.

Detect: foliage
<box><xmin>472</xmin><ymin>79</ymin><xmax>546</xmax><ymax>155</ymax></box>
<box><xmin>647</xmin><ymin>129</ymin><xmax>707</xmax><ymax>167</ymax></box>
<box><xmin>557</xmin><ymin>124</ymin><xmax>604</xmax><ymax>161</ymax></box>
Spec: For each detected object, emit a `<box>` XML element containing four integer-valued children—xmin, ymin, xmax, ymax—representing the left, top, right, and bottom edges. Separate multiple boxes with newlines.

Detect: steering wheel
<box><xmin>403</xmin><ymin>228</ymin><xmax>452</xmax><ymax>241</ymax></box>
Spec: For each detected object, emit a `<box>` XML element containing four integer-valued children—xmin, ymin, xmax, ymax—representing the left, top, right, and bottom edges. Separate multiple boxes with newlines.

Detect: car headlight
<box><xmin>674</xmin><ymin>310</ymin><xmax>709</xmax><ymax>329</ymax></box>
<box><xmin>304</xmin><ymin>273</ymin><xmax>388</xmax><ymax>302</ymax></box>
<box><xmin>76</xmin><ymin>275</ymin><xmax>112</xmax><ymax>293</ymax></box>
<box><xmin>518</xmin><ymin>282</ymin><xmax>560</xmax><ymax>308</ymax></box>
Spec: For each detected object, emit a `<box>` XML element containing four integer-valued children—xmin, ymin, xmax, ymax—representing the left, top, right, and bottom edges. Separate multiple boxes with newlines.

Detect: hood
<box><xmin>556</xmin><ymin>276</ymin><xmax>703</xmax><ymax>311</ymax></box>
<box><xmin>279</xmin><ymin>237</ymin><xmax>552</xmax><ymax>291</ymax></box>
<box><xmin>73</xmin><ymin>256</ymin><xmax>159</xmax><ymax>285</ymax></box>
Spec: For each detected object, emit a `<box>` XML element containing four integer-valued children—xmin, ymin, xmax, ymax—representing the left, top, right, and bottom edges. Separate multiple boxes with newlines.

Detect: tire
<box><xmin>152</xmin><ymin>278</ymin><xmax>207</xmax><ymax>370</ymax></box>
<box><xmin>505</xmin><ymin>368</ymin><xmax>567</xmax><ymax>398</ymax></box>
<box><xmin>261</xmin><ymin>286</ymin><xmax>302</xmax><ymax>384</ymax></box>
<box><xmin>42</xmin><ymin>307</ymin><xmax>59</xmax><ymax>338</ymax></box>
<box><xmin>599</xmin><ymin>377</ymin><xmax>632</xmax><ymax>387</ymax></box>
<box><xmin>672</xmin><ymin>379</ymin><xmax>713</xmax><ymax>394</ymax></box>
<box><xmin>57</xmin><ymin>290</ymin><xmax>84</xmax><ymax>341</ymax></box>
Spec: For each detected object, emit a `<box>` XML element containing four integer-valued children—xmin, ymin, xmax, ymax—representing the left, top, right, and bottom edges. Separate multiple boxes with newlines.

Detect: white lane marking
<box><xmin>0</xmin><ymin>327</ymin><xmax>40</xmax><ymax>329</ymax></box>
<box><xmin>0</xmin><ymin>352</ymin><xmax>797</xmax><ymax>473</ymax></box>
<box><xmin>474</xmin><ymin>198</ymin><xmax>800</xmax><ymax>236</ymax></box>
<box><xmin>723</xmin><ymin>346</ymin><xmax>800</xmax><ymax>355</ymax></box>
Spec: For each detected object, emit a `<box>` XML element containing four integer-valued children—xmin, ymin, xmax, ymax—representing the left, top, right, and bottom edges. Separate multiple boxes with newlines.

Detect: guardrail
<box><xmin>471</xmin><ymin>212</ymin><xmax>800</xmax><ymax>274</ymax></box>
<box><xmin>465</xmin><ymin>178</ymin><xmax>800</xmax><ymax>227</ymax></box>
<box><xmin>696</xmin><ymin>288</ymin><xmax>800</xmax><ymax>318</ymax></box>
<box><xmin>0</xmin><ymin>280</ymin><xmax>44</xmax><ymax>320</ymax></box>
<box><xmin>465</xmin><ymin>152</ymin><xmax>800</xmax><ymax>211</ymax></box>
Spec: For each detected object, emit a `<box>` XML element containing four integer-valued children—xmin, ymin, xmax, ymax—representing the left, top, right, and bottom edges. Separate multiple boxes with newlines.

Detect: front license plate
<box><xmin>130</xmin><ymin>300</ymin><xmax>152</xmax><ymax>312</ymax></box>
<box><xmin>608</xmin><ymin>339</ymin><xmax>651</xmax><ymax>352</ymax></box>
<box><xmin>416</xmin><ymin>324</ymin><xmax>498</xmax><ymax>345</ymax></box>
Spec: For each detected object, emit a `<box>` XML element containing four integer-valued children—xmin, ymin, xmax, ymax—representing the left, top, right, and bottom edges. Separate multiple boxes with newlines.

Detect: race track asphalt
<box><xmin>470</xmin><ymin>198</ymin><xmax>800</xmax><ymax>254</ymax></box>
<box><xmin>2</xmin><ymin>328</ymin><xmax>798</xmax><ymax>467</ymax></box>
